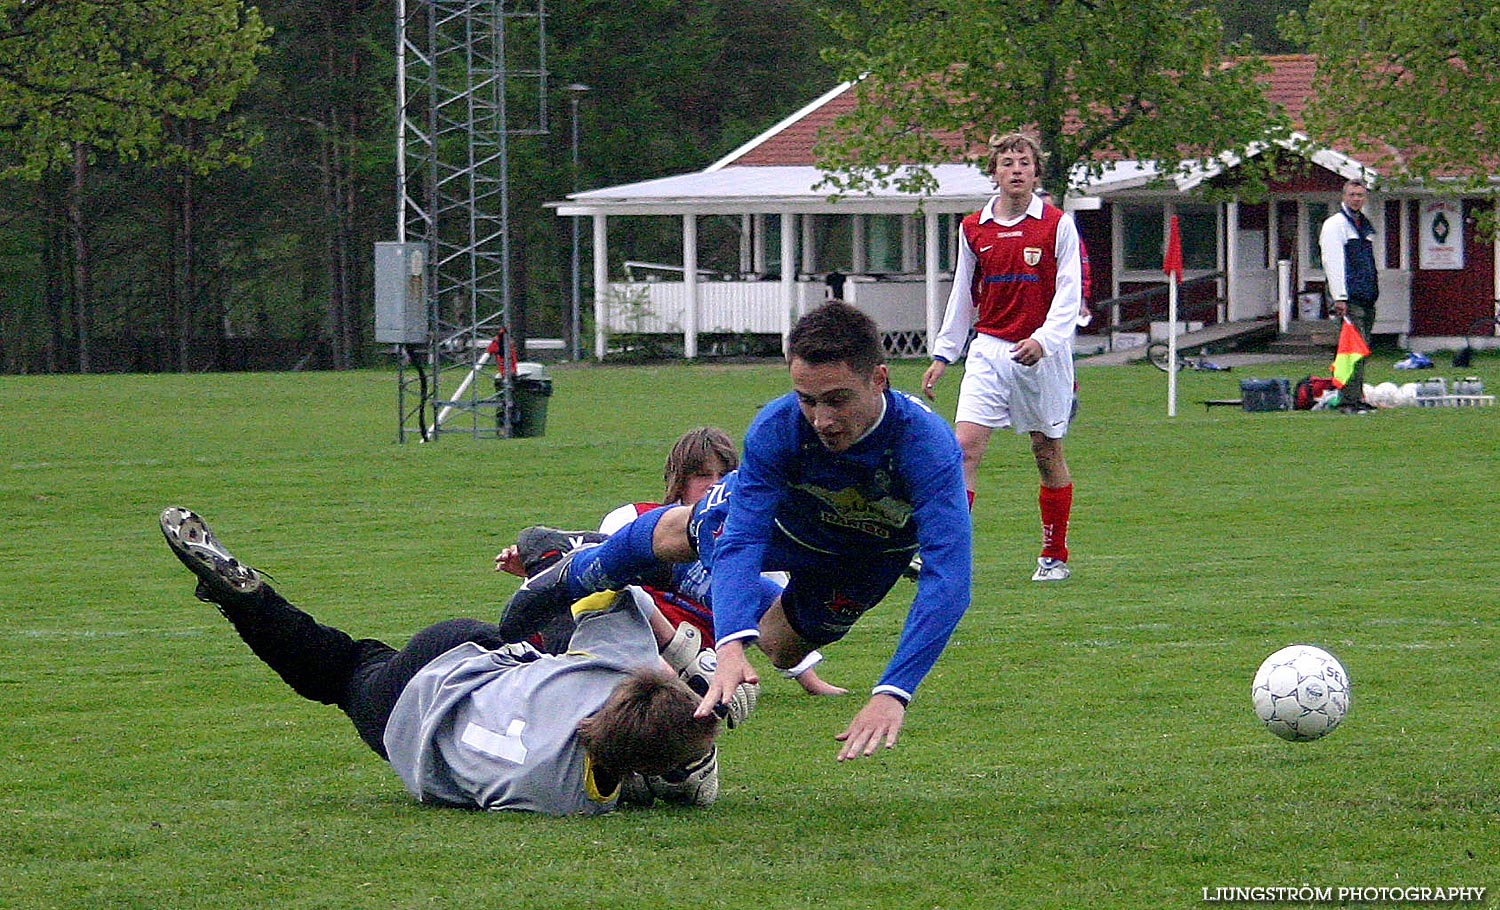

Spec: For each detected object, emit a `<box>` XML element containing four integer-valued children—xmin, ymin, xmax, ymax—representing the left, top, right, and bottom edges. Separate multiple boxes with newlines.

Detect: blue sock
<box><xmin>566</xmin><ymin>505</ymin><xmax>673</xmax><ymax>593</ymax></box>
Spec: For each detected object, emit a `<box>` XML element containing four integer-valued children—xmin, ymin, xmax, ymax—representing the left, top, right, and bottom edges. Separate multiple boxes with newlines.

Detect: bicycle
<box><xmin>1146</xmin><ymin>343</ymin><xmax>1232</xmax><ymax>373</ymax></box>
<box><xmin>1454</xmin><ymin>305</ymin><xmax>1500</xmax><ymax>367</ymax></box>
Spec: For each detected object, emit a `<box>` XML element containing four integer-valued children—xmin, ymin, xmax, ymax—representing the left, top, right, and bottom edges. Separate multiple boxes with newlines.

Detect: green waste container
<box><xmin>496</xmin><ymin>362</ymin><xmax>553</xmax><ymax>437</ymax></box>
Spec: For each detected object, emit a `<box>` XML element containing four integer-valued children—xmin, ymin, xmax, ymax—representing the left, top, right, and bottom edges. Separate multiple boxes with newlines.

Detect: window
<box><xmin>1177</xmin><ymin>204</ymin><xmax>1218</xmax><ymax>271</ymax></box>
<box><xmin>864</xmin><ymin>215</ymin><xmax>904</xmax><ymax>274</ymax></box>
<box><xmin>1121</xmin><ymin>204</ymin><xmax>1163</xmax><ymax>271</ymax></box>
<box><xmin>1306</xmin><ymin>202</ymin><xmax>1330</xmax><ymax>270</ymax></box>
<box><xmin>1121</xmin><ymin>202</ymin><xmax>1220</xmax><ymax>272</ymax></box>
<box><xmin>813</xmin><ymin>215</ymin><xmax>852</xmax><ymax>273</ymax></box>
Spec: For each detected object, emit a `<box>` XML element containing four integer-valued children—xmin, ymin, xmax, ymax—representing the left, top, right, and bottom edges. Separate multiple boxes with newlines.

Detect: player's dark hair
<box><xmin>663</xmin><ymin>426</ymin><xmax>737</xmax><ymax>505</ymax></box>
<box><xmin>576</xmin><ymin>668</ymin><xmax>718</xmax><ymax>776</ymax></box>
<box><xmin>787</xmin><ymin>301</ymin><xmax>885</xmax><ymax>375</ymax></box>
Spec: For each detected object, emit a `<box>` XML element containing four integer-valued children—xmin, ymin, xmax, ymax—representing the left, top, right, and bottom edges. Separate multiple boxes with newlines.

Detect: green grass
<box><xmin>3</xmin><ymin>354</ymin><xmax>1498</xmax><ymax>909</ymax></box>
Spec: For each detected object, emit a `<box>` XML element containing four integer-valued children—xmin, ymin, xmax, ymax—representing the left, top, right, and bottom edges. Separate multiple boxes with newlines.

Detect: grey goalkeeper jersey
<box><xmin>384</xmin><ymin>589</ymin><xmax>661</xmax><ymax>815</ymax></box>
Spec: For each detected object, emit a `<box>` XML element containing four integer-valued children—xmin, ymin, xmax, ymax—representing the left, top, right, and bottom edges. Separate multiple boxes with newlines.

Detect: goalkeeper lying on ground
<box><xmin>160</xmin><ymin>507</ymin><xmax>720</xmax><ymax>815</ymax></box>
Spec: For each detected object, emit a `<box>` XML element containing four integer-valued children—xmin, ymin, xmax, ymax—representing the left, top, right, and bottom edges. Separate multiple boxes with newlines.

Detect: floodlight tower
<box><xmin>386</xmin><ymin>0</ymin><xmax>548</xmax><ymax>441</ymax></box>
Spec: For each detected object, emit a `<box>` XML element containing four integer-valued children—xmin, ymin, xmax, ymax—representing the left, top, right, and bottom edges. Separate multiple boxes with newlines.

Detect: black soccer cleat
<box><xmin>497</xmin><ymin>547</ymin><xmax>591</xmax><ymax>642</ymax></box>
<box><xmin>514</xmin><ymin>526</ymin><xmax>608</xmax><ymax>576</ymax></box>
<box><xmin>160</xmin><ymin>507</ymin><xmax>264</xmax><ymax>604</ymax></box>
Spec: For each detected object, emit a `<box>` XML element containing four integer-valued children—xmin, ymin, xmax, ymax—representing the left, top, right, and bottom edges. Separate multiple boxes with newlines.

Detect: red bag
<box><xmin>1294</xmin><ymin>375</ymin><xmax>1339</xmax><ymax>410</ymax></box>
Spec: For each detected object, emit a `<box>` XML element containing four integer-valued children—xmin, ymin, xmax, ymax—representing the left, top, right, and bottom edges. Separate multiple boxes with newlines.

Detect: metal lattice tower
<box><xmin>395</xmin><ymin>0</ymin><xmax>547</xmax><ymax>440</ymax></box>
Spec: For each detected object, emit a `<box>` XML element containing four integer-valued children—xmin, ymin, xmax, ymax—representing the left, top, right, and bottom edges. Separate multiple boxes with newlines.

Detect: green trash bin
<box><xmin>496</xmin><ymin>362</ymin><xmax>552</xmax><ymax>437</ymax></box>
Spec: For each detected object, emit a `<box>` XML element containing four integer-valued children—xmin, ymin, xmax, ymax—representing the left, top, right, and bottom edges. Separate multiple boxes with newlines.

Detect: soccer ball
<box><xmin>1251</xmin><ymin>645</ymin><xmax>1350</xmax><ymax>741</ymax></box>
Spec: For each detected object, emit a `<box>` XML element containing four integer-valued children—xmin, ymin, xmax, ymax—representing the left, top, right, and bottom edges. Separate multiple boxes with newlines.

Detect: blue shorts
<box><xmin>688</xmin><ymin>478</ymin><xmax>912</xmax><ymax>646</ymax></box>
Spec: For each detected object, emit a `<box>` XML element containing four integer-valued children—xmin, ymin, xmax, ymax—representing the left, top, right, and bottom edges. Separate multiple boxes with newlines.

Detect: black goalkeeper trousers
<box><xmin>211</xmin><ymin>584</ymin><xmax>508</xmax><ymax>760</ymax></box>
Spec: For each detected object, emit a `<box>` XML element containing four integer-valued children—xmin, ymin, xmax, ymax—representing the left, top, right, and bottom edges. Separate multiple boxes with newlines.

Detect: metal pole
<box><xmin>566</xmin><ymin>83</ymin><xmax>590</xmax><ymax>361</ymax></box>
<box><xmin>570</xmin><ymin>96</ymin><xmax>581</xmax><ymax>361</ymax></box>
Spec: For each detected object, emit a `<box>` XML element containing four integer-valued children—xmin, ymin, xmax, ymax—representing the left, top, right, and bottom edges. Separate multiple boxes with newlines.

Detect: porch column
<box><xmin>592</xmin><ymin>214</ymin><xmax>609</xmax><ymax>360</ymax></box>
<box><xmin>1399</xmin><ymin>200</ymin><xmax>1412</xmax><ymax>270</ymax></box>
<box><xmin>903</xmin><ymin>215</ymin><xmax>920</xmax><ymax>274</ymax></box>
<box><xmin>1225</xmin><ymin>200</ymin><xmax>1240</xmax><ymax>321</ymax></box>
<box><xmin>801</xmin><ymin>214</ymin><xmax>816</xmax><ymax>276</ymax></box>
<box><xmin>1267</xmin><ymin>202</ymin><xmax>1280</xmax><ymax>268</ymax></box>
<box><xmin>753</xmin><ymin>214</ymin><xmax>768</xmax><ymax>275</ymax></box>
<box><xmin>740</xmin><ymin>213</ymin><xmax>753</xmax><ymax>276</ymax></box>
<box><xmin>781</xmin><ymin>212</ymin><xmax>797</xmax><ymax>353</ymax></box>
<box><xmin>924</xmin><ymin>211</ymin><xmax>941</xmax><ymax>354</ymax></box>
<box><xmin>683</xmin><ymin>214</ymin><xmax>699</xmax><ymax>359</ymax></box>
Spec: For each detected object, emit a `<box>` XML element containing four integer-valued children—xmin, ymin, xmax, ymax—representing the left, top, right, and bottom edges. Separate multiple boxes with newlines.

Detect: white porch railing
<box><xmin>602</xmin><ymin>276</ymin><xmax>948</xmax><ymax>337</ymax></box>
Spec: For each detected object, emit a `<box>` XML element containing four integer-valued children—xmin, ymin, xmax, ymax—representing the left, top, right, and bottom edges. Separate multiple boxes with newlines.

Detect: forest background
<box><xmin>0</xmin><ymin>0</ymin><xmax>1302</xmax><ymax>375</ymax></box>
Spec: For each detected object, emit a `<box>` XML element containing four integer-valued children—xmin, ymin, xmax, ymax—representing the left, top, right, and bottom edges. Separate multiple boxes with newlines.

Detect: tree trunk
<box><xmin>67</xmin><ymin>144</ymin><xmax>93</xmax><ymax>374</ymax></box>
<box><xmin>178</xmin><ymin>165</ymin><xmax>198</xmax><ymax>369</ymax></box>
<box><xmin>163</xmin><ymin>170</ymin><xmax>184</xmax><ymax>371</ymax></box>
<box><xmin>39</xmin><ymin>176</ymin><xmax>69</xmax><ymax>373</ymax></box>
<box><xmin>320</xmin><ymin>123</ymin><xmax>348</xmax><ymax>369</ymax></box>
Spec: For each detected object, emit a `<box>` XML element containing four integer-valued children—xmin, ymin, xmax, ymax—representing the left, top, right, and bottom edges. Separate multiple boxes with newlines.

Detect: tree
<box><xmin>1285</xmin><ymin>0</ymin><xmax>1500</xmax><ymax>185</ymax></box>
<box><xmin>1213</xmin><ymin>0</ymin><xmax>1307</xmax><ymax>54</ymax></box>
<box><xmin>815</xmin><ymin>0</ymin><xmax>1287</xmax><ymax>197</ymax></box>
<box><xmin>0</xmin><ymin>0</ymin><xmax>268</xmax><ymax>370</ymax></box>
<box><xmin>0</xmin><ymin>0</ymin><xmax>269</xmax><ymax>178</ymax></box>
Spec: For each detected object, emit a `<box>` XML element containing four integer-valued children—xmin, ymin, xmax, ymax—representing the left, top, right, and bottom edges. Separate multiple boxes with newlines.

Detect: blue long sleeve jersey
<box><xmin>710</xmin><ymin>388</ymin><xmax>972</xmax><ymax>700</ymax></box>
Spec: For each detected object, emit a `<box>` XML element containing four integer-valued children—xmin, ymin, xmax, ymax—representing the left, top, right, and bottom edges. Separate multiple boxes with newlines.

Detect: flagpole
<box><xmin>1168</xmin><ymin>275</ymin><xmax>1179</xmax><ymax>417</ymax></box>
<box><xmin>1163</xmin><ymin>215</ymin><xmax>1184</xmax><ymax>417</ymax></box>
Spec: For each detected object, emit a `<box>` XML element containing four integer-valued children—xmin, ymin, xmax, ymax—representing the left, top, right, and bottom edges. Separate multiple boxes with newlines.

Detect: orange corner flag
<box><xmin>1163</xmin><ymin>215</ymin><xmax>1183</xmax><ymax>281</ymax></box>
<box><xmin>1330</xmin><ymin>318</ymin><xmax>1372</xmax><ymax>388</ymax></box>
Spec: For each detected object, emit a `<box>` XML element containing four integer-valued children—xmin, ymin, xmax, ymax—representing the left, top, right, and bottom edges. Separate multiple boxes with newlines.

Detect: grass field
<box><xmin>3</xmin><ymin>352</ymin><xmax>1498</xmax><ymax>909</ymax></box>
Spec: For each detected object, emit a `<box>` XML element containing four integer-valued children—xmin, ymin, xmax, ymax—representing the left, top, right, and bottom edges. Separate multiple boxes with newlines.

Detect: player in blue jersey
<box><xmin>500</xmin><ymin>302</ymin><xmax>972</xmax><ymax>761</ymax></box>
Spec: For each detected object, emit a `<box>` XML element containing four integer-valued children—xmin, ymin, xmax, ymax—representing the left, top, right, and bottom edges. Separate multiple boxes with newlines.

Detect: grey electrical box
<box><xmin>374</xmin><ymin>242</ymin><xmax>429</xmax><ymax>343</ymax></box>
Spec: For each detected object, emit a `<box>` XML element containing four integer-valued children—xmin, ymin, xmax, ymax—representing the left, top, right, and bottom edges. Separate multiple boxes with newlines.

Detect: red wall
<box><xmin>1409</xmin><ymin>200</ymin><xmax>1495</xmax><ymax>335</ymax></box>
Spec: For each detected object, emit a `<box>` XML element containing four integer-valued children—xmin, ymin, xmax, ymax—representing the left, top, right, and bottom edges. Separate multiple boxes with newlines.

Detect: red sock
<box><xmin>966</xmin><ymin>489</ymin><xmax>975</xmax><ymax>510</ymax></box>
<box><xmin>1039</xmin><ymin>483</ymin><xmax>1072</xmax><ymax>562</ymax></box>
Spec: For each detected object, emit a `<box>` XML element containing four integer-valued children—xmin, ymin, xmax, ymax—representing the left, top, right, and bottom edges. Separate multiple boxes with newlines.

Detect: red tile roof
<box><xmin>726</xmin><ymin>55</ymin><xmax>1326</xmax><ymax>168</ymax></box>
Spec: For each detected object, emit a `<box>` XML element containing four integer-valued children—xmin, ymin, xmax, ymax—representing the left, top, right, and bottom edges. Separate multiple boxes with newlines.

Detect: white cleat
<box><xmin>1031</xmin><ymin>557</ymin><xmax>1071</xmax><ymax>582</ymax></box>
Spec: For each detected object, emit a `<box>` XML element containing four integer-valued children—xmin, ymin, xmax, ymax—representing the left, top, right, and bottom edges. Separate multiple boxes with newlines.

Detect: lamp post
<box><xmin>565</xmin><ymin>83</ymin><xmax>591</xmax><ymax>361</ymax></box>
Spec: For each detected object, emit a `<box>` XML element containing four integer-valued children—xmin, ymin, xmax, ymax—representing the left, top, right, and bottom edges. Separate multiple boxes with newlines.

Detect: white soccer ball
<box><xmin>1251</xmin><ymin>645</ymin><xmax>1350</xmax><ymax>742</ymax></box>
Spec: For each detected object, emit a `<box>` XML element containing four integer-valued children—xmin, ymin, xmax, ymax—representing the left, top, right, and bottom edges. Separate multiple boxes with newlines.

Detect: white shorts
<box><xmin>954</xmin><ymin>333</ymin><xmax>1075</xmax><ymax>438</ymax></box>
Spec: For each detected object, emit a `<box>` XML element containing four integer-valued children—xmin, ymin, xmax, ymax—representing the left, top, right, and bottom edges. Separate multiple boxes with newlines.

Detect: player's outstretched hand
<box><xmin>695</xmin><ymin>640</ymin><xmax>759</xmax><ymax>719</ymax></box>
<box><xmin>494</xmin><ymin>545</ymin><xmax>525</xmax><ymax>577</ymax></box>
<box><xmin>834</xmin><ymin>693</ymin><xmax>906</xmax><ymax>761</ymax></box>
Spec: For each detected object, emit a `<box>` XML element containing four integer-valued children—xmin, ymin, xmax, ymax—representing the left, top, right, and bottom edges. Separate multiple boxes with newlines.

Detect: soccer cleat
<box><xmin>679</xmin><ymin>649</ymin><xmax>758</xmax><ymax>729</ymax></box>
<box><xmin>160</xmin><ymin>507</ymin><xmax>264</xmax><ymax>603</ymax></box>
<box><xmin>514</xmin><ymin>526</ymin><xmax>608</xmax><ymax>576</ymax></box>
<box><xmin>1030</xmin><ymin>556</ymin><xmax>1071</xmax><ymax>582</ymax></box>
<box><xmin>646</xmin><ymin>745</ymin><xmax>720</xmax><ymax>807</ymax></box>
<box><xmin>496</xmin><ymin>547</ymin><xmax>592</xmax><ymax>642</ymax></box>
<box><xmin>901</xmin><ymin>553</ymin><xmax>922</xmax><ymax>583</ymax></box>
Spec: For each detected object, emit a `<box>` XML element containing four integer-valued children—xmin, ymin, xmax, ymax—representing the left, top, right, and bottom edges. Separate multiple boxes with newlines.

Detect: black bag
<box><xmin>1241</xmin><ymin>378</ymin><xmax>1292</xmax><ymax>412</ymax></box>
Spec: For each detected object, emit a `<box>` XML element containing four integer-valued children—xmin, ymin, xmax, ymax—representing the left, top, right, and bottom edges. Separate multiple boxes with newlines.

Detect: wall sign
<box><xmin>1419</xmin><ymin>199</ymin><xmax>1463</xmax><ymax>270</ymax></box>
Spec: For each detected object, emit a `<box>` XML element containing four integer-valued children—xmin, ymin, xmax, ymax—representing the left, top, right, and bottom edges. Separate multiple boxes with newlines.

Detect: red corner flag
<box><xmin>1163</xmin><ymin>215</ymin><xmax>1183</xmax><ymax>280</ymax></box>
<box><xmin>1330</xmin><ymin>318</ymin><xmax>1372</xmax><ymax>389</ymax></box>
